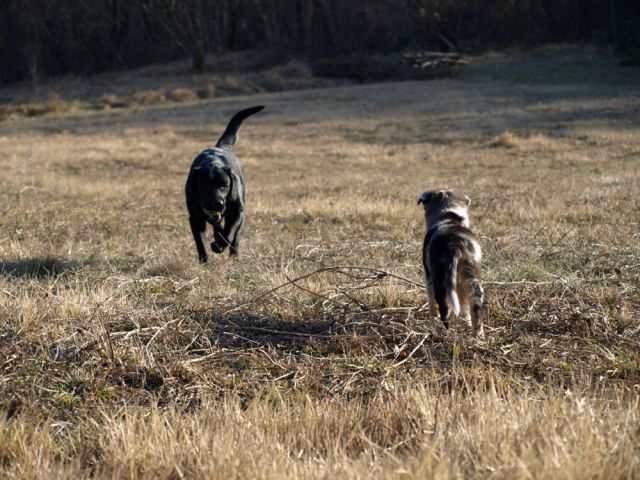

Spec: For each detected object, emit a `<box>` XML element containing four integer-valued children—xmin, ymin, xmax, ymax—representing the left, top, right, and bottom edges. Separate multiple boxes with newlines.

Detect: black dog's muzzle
<box><xmin>203</xmin><ymin>208</ymin><xmax>224</xmax><ymax>225</ymax></box>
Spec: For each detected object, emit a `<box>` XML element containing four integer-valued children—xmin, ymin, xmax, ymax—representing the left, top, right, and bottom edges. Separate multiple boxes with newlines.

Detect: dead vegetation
<box><xmin>0</xmin><ymin>50</ymin><xmax>459</xmax><ymax>123</ymax></box>
<box><xmin>0</xmin><ymin>52</ymin><xmax>348</xmax><ymax>123</ymax></box>
<box><xmin>0</xmin><ymin>46</ymin><xmax>639</xmax><ymax>478</ymax></box>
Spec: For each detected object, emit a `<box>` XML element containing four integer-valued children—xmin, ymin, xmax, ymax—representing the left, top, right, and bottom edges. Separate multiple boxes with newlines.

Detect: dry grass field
<box><xmin>1</xmin><ymin>45</ymin><xmax>639</xmax><ymax>478</ymax></box>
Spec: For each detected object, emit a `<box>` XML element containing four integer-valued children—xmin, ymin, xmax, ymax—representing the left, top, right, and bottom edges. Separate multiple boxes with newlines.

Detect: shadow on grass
<box><xmin>199</xmin><ymin>312</ymin><xmax>338</xmax><ymax>352</ymax></box>
<box><xmin>191</xmin><ymin>306</ymin><xmax>640</xmax><ymax>389</ymax></box>
<box><xmin>0</xmin><ymin>256</ymin><xmax>80</xmax><ymax>278</ymax></box>
<box><xmin>195</xmin><ymin>310</ymin><xmax>441</xmax><ymax>364</ymax></box>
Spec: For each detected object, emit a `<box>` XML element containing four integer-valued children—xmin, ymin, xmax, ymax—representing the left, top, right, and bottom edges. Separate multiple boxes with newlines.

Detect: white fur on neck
<box><xmin>427</xmin><ymin>207</ymin><xmax>470</xmax><ymax>230</ymax></box>
<box><xmin>447</xmin><ymin>207</ymin><xmax>470</xmax><ymax>227</ymax></box>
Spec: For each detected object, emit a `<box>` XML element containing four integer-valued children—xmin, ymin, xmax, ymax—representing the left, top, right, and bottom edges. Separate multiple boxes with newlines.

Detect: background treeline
<box><xmin>1</xmin><ymin>0</ymin><xmax>638</xmax><ymax>84</ymax></box>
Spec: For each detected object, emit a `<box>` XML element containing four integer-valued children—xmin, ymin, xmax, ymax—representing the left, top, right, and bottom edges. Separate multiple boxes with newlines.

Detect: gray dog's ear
<box><xmin>465</xmin><ymin>195</ymin><xmax>471</xmax><ymax>206</ymax></box>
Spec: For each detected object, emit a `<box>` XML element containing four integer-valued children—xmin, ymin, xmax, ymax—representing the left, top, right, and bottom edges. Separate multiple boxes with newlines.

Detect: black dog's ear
<box><xmin>226</xmin><ymin>168</ymin><xmax>242</xmax><ymax>200</ymax></box>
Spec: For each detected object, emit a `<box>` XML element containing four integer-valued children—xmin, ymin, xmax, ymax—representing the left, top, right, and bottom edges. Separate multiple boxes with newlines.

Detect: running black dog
<box><xmin>185</xmin><ymin>106</ymin><xmax>264</xmax><ymax>263</ymax></box>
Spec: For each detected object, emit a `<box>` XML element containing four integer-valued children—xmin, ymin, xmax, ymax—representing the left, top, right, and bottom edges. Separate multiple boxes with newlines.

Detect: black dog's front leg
<box><xmin>211</xmin><ymin>206</ymin><xmax>244</xmax><ymax>257</ymax></box>
<box><xmin>211</xmin><ymin>223</ymin><xmax>227</xmax><ymax>255</ymax></box>
<box><xmin>189</xmin><ymin>216</ymin><xmax>208</xmax><ymax>263</ymax></box>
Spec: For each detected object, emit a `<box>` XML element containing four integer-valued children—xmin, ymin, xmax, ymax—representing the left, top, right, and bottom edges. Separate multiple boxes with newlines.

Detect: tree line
<box><xmin>1</xmin><ymin>0</ymin><xmax>638</xmax><ymax>84</ymax></box>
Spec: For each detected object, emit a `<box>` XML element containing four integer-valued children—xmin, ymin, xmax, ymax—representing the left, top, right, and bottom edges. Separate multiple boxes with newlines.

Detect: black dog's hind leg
<box><xmin>190</xmin><ymin>216</ymin><xmax>208</xmax><ymax>263</ymax></box>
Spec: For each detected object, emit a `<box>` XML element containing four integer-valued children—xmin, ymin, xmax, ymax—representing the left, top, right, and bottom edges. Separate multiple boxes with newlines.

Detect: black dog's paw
<box><xmin>211</xmin><ymin>241</ymin><xmax>227</xmax><ymax>254</ymax></box>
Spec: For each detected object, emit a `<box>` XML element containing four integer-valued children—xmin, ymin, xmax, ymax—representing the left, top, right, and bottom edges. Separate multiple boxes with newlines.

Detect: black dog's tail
<box><xmin>215</xmin><ymin>105</ymin><xmax>265</xmax><ymax>150</ymax></box>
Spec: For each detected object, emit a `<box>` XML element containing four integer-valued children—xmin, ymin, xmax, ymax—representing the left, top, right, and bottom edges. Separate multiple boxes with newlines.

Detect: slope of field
<box><xmin>0</xmin><ymin>46</ymin><xmax>639</xmax><ymax>478</ymax></box>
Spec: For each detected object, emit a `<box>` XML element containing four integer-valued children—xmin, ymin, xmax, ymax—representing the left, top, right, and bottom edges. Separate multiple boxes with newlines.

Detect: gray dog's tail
<box><xmin>216</xmin><ymin>105</ymin><xmax>265</xmax><ymax>150</ymax></box>
<box><xmin>445</xmin><ymin>252</ymin><xmax>461</xmax><ymax>317</ymax></box>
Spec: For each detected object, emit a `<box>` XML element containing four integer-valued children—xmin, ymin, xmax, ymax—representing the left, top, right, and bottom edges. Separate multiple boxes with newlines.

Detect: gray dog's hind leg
<box><xmin>432</xmin><ymin>272</ymin><xmax>450</xmax><ymax>329</ymax></box>
<box><xmin>469</xmin><ymin>279</ymin><xmax>484</xmax><ymax>336</ymax></box>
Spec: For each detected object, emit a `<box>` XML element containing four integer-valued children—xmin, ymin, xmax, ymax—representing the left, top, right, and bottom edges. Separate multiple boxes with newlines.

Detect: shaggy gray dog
<box><xmin>418</xmin><ymin>189</ymin><xmax>484</xmax><ymax>336</ymax></box>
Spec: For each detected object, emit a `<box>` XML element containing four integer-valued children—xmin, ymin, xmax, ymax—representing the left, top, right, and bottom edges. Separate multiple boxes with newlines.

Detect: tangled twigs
<box><xmin>222</xmin><ymin>265</ymin><xmax>424</xmax><ymax>315</ymax></box>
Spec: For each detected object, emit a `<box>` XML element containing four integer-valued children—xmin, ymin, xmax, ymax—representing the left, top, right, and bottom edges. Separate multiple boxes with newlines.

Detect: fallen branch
<box><xmin>390</xmin><ymin>333</ymin><xmax>430</xmax><ymax>368</ymax></box>
<box><xmin>222</xmin><ymin>265</ymin><xmax>424</xmax><ymax>314</ymax></box>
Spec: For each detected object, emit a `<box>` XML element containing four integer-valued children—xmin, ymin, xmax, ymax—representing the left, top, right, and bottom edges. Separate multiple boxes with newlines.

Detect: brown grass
<box><xmin>169</xmin><ymin>88</ymin><xmax>199</xmax><ymax>103</ymax></box>
<box><xmin>491</xmin><ymin>131</ymin><xmax>520</xmax><ymax>148</ymax></box>
<box><xmin>196</xmin><ymin>83</ymin><xmax>217</xmax><ymax>99</ymax></box>
<box><xmin>44</xmin><ymin>90</ymin><xmax>66</xmax><ymax>113</ymax></box>
<box><xmin>97</xmin><ymin>93</ymin><xmax>129</xmax><ymax>110</ymax></box>
<box><xmin>0</xmin><ymin>52</ymin><xmax>346</xmax><ymax>121</ymax></box>
<box><xmin>131</xmin><ymin>89</ymin><xmax>167</xmax><ymax>106</ymax></box>
<box><xmin>0</xmin><ymin>46</ymin><xmax>639</xmax><ymax>478</ymax></box>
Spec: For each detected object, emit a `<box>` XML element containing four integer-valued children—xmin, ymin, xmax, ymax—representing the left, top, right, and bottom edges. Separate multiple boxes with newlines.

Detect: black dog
<box><xmin>185</xmin><ymin>106</ymin><xmax>264</xmax><ymax>263</ymax></box>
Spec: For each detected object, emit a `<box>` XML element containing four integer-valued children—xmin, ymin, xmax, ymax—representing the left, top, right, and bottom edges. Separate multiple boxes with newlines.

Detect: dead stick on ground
<box><xmin>390</xmin><ymin>332</ymin><xmax>430</xmax><ymax>368</ymax></box>
<box><xmin>223</xmin><ymin>266</ymin><xmax>424</xmax><ymax>314</ymax></box>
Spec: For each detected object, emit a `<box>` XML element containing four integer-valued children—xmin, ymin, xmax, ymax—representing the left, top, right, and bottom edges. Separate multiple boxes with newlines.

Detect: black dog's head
<box><xmin>192</xmin><ymin>163</ymin><xmax>240</xmax><ymax>221</ymax></box>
